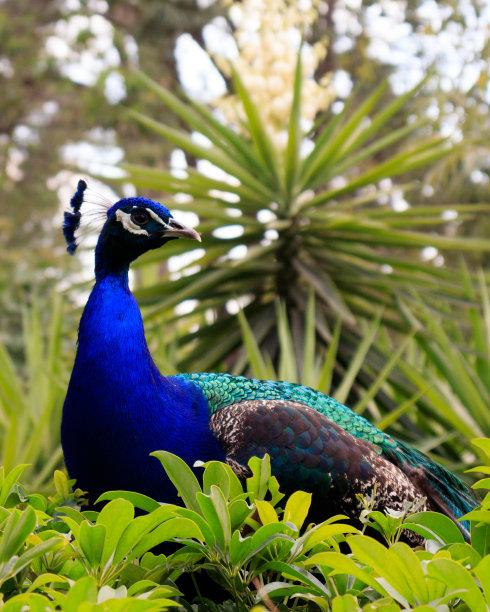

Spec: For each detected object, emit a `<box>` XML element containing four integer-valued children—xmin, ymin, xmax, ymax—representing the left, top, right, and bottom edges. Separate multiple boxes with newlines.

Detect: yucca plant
<box><xmin>112</xmin><ymin>52</ymin><xmax>490</xmax><ymax>379</ymax></box>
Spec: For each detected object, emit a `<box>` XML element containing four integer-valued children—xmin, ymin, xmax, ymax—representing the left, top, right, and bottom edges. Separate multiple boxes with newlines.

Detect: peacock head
<box><xmin>63</xmin><ymin>179</ymin><xmax>200</xmax><ymax>277</ymax></box>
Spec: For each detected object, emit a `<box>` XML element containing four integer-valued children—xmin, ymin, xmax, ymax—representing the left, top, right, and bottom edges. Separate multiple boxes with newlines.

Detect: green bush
<box><xmin>0</xmin><ymin>443</ymin><xmax>487</xmax><ymax>611</ymax></box>
<box><xmin>0</xmin><ymin>297</ymin><xmax>69</xmax><ymax>491</ymax></box>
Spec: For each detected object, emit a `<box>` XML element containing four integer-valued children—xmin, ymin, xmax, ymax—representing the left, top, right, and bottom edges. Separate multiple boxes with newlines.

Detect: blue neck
<box><xmin>62</xmin><ymin>267</ymin><xmax>224</xmax><ymax>502</ymax></box>
<box><xmin>94</xmin><ymin>232</ymin><xmax>133</xmax><ymax>282</ymax></box>
<box><xmin>77</xmin><ymin>273</ymin><xmax>153</xmax><ymax>389</ymax></box>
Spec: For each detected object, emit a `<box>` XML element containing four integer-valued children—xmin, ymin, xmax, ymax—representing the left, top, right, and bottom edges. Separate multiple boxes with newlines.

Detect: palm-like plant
<box><xmin>114</xmin><ymin>54</ymin><xmax>490</xmax><ymax>377</ymax></box>
<box><xmin>397</xmin><ymin>268</ymin><xmax>490</xmax><ymax>445</ymax></box>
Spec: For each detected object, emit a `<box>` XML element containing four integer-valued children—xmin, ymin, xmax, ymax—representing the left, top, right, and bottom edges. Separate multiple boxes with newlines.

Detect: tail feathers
<box><xmin>386</xmin><ymin>441</ymin><xmax>478</xmax><ymax>540</ymax></box>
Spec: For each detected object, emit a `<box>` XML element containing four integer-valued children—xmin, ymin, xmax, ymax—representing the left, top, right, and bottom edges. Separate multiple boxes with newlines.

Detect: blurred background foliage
<box><xmin>0</xmin><ymin>0</ymin><xmax>489</xmax><ymax>489</ymax></box>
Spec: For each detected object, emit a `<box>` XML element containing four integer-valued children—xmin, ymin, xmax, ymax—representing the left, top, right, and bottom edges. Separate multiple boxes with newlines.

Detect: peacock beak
<box><xmin>162</xmin><ymin>218</ymin><xmax>202</xmax><ymax>242</ymax></box>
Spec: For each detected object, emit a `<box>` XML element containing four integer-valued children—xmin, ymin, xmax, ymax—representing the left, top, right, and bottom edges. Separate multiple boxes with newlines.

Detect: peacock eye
<box><xmin>130</xmin><ymin>210</ymin><xmax>150</xmax><ymax>226</ymax></box>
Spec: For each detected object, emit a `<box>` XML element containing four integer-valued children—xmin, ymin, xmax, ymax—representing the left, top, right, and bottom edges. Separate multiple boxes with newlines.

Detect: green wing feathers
<box><xmin>178</xmin><ymin>372</ymin><xmax>395</xmax><ymax>450</ymax></box>
<box><xmin>177</xmin><ymin>372</ymin><xmax>478</xmax><ymax>537</ymax></box>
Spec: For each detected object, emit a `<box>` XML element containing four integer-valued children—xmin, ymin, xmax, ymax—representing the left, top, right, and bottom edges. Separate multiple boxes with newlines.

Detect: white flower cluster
<box><xmin>214</xmin><ymin>0</ymin><xmax>334</xmax><ymax>149</ymax></box>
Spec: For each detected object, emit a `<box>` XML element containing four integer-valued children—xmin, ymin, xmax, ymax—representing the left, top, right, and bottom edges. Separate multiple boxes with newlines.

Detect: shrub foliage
<box><xmin>0</xmin><ymin>443</ymin><xmax>488</xmax><ymax>611</ymax></box>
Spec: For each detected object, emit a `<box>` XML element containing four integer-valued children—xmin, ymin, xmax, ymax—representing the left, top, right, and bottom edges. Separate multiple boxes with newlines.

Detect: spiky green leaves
<box><xmin>116</xmin><ymin>55</ymin><xmax>490</xmax><ymax>380</ymax></box>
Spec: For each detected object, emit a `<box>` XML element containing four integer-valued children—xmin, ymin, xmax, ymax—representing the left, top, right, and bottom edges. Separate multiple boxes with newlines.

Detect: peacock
<box><xmin>62</xmin><ymin>180</ymin><xmax>478</xmax><ymax>540</ymax></box>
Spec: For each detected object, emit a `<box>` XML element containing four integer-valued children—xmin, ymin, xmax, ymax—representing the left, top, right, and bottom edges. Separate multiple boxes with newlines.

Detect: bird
<box><xmin>62</xmin><ymin>179</ymin><xmax>478</xmax><ymax>541</ymax></box>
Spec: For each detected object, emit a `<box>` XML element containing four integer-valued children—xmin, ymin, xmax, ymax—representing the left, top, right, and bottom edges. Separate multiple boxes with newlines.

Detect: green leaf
<box><xmin>121</xmin><ymin>163</ymin><xmax>264</xmax><ymax>208</ymax></box>
<box><xmin>301</xmin><ymin>288</ymin><xmax>317</xmax><ymax>388</ymax></box>
<box><xmin>53</xmin><ymin>470</ymin><xmax>70</xmax><ymax>500</ymax></box>
<box><xmin>185</xmin><ymin>97</ymin><xmax>266</xmax><ymax>177</ymax></box>
<box><xmin>262</xmin><ymin>583</ymin><xmax>331</xmax><ymax>609</ymax></box>
<box><xmin>196</xmin><ymin>486</ymin><xmax>231</xmax><ymax>549</ymax></box>
<box><xmin>114</xmin><ymin>505</ymin><xmax>178</xmax><ymax>563</ymax></box>
<box><xmin>130</xmin><ymin>517</ymin><xmax>204</xmax><ymax>560</ymax></box>
<box><xmin>245</xmin><ymin>523</ymin><xmax>295</xmax><ymax>562</ymax></box>
<box><xmin>0</xmin><ymin>507</ymin><xmax>36</xmax><ymax>563</ymax></box>
<box><xmin>165</xmin><ymin>507</ymin><xmax>219</xmax><ymax>547</ymax></box>
<box><xmin>236</xmin><ymin>308</ymin><xmax>270</xmax><ymax>378</ymax></box>
<box><xmin>283</xmin><ymin>490</ymin><xmax>311</xmax><ymax>531</ymax></box>
<box><xmin>304</xmin><ymin>140</ymin><xmax>458</xmax><ymax>209</ymax></box>
<box><xmin>230</xmin><ymin>63</ymin><xmax>280</xmax><ymax>192</ymax></box>
<box><xmin>59</xmin><ymin>515</ymin><xmax>81</xmax><ymax>541</ymax></box>
<box><xmin>151</xmin><ymin>451</ymin><xmax>202</xmax><ymax>514</ymax></box>
<box><xmin>134</xmin><ymin>69</ymin><xmax>266</xmax><ymax>180</ymax></box>
<box><xmin>389</xmin><ymin>542</ymin><xmax>430</xmax><ymax>604</ymax></box>
<box><xmin>78</xmin><ymin>522</ymin><xmax>106</xmax><ymax>568</ymax></box>
<box><xmin>338</xmin><ymin>77</ymin><xmax>429</xmax><ymax>162</ymax></box>
<box><xmin>95</xmin><ymin>490</ymin><xmax>160</xmax><ymax>513</ymax></box>
<box><xmin>228</xmin><ymin>498</ymin><xmax>252</xmax><ymax>530</ymax></box>
<box><xmin>427</xmin><ymin>558</ymin><xmax>487</xmax><ymax>612</ymax></box>
<box><xmin>375</xmin><ymin>385</ymin><xmax>430</xmax><ymax>431</ymax></box>
<box><xmin>255</xmin><ymin>500</ymin><xmax>279</xmax><ymax>525</ymax></box>
<box><xmin>64</xmin><ymin>576</ymin><xmax>98</xmax><ymax>609</ymax></box>
<box><xmin>11</xmin><ymin>537</ymin><xmax>63</xmax><ymax>576</ymax></box>
<box><xmin>202</xmin><ymin>461</ymin><xmax>232</xmax><ymax>499</ymax></box>
<box><xmin>27</xmin><ymin>572</ymin><xmax>70</xmax><ymax>592</ymax></box>
<box><xmin>334</xmin><ymin>314</ymin><xmax>381</xmax><ymax>404</ymax></box>
<box><xmin>276</xmin><ymin>301</ymin><xmax>298</xmax><ymax>383</ymax></box>
<box><xmin>306</xmin><ymin>550</ymin><xmax>390</xmax><ymax>597</ymax></box>
<box><xmin>446</xmin><ymin>542</ymin><xmax>481</xmax><ymax>569</ymax></box>
<box><xmin>258</xmin><ymin>560</ymin><xmax>331</xmax><ymax>598</ymax></box>
<box><xmin>472</xmin><ymin>438</ymin><xmax>490</xmax><ymax>461</ymax></box>
<box><xmin>402</xmin><ymin>511</ymin><xmax>465</xmax><ymax>545</ymax></box>
<box><xmin>96</xmin><ymin>499</ymin><xmax>134</xmax><ymax>566</ymax></box>
<box><xmin>0</xmin><ymin>341</ymin><xmax>26</xmax><ymax>416</ymax></box>
<box><xmin>0</xmin><ymin>465</ymin><xmax>29</xmax><ymax>506</ymax></box>
<box><xmin>474</xmin><ymin>555</ymin><xmax>490</xmax><ymax>605</ymax></box>
<box><xmin>301</xmin><ymin>81</ymin><xmax>388</xmax><ymax>187</ymax></box>
<box><xmin>246</xmin><ymin>455</ymin><xmax>272</xmax><ymax>503</ymax></box>
<box><xmin>27</xmin><ymin>494</ymin><xmax>47</xmax><ymax>512</ymax></box>
<box><xmin>348</xmin><ymin>535</ymin><xmax>413</xmax><ymax>605</ymax></box>
<box><xmin>470</xmin><ymin>520</ymin><xmax>490</xmax><ymax>557</ymax></box>
<box><xmin>284</xmin><ymin>46</ymin><xmax>302</xmax><ymax>203</ymax></box>
<box><xmin>4</xmin><ymin>593</ymin><xmax>56</xmax><ymax>611</ymax></box>
<box><xmin>294</xmin><ymin>259</ymin><xmax>355</xmax><ymax>325</ymax></box>
<box><xmin>317</xmin><ymin>318</ymin><xmax>341</xmax><ymax>395</ymax></box>
<box><xmin>353</xmin><ymin>331</ymin><xmax>414</xmax><ymax>415</ymax></box>
<box><xmin>331</xmin><ymin>594</ymin><xmax>360</xmax><ymax>612</ymax></box>
<box><xmin>299</xmin><ymin>521</ymin><xmax>359</xmax><ymax>554</ymax></box>
<box><xmin>128</xmin><ymin>109</ymin><xmax>277</xmax><ymax>201</ymax></box>
<box><xmin>229</xmin><ymin>529</ymin><xmax>253</xmax><ymax>565</ymax></box>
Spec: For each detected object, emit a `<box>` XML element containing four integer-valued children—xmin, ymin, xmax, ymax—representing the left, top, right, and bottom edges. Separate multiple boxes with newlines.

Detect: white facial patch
<box><xmin>145</xmin><ymin>208</ymin><xmax>169</xmax><ymax>227</ymax></box>
<box><xmin>115</xmin><ymin>208</ymin><xmax>167</xmax><ymax>235</ymax></box>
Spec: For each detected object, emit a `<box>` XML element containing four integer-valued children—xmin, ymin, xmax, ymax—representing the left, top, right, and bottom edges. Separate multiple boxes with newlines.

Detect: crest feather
<box><xmin>63</xmin><ymin>179</ymin><xmax>87</xmax><ymax>255</ymax></box>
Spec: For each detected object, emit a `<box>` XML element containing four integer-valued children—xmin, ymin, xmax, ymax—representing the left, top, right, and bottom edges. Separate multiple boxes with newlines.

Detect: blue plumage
<box><xmin>63</xmin><ymin>179</ymin><xmax>87</xmax><ymax>255</ymax></box>
<box><xmin>63</xmin><ymin>273</ymin><xmax>224</xmax><ymax>503</ymax></box>
<box><xmin>61</xmin><ymin>184</ymin><xmax>478</xmax><ymax>541</ymax></box>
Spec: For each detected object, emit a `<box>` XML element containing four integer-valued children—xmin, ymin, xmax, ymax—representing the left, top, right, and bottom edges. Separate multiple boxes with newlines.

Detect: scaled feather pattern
<box><xmin>61</xmin><ymin>184</ymin><xmax>478</xmax><ymax>542</ymax></box>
